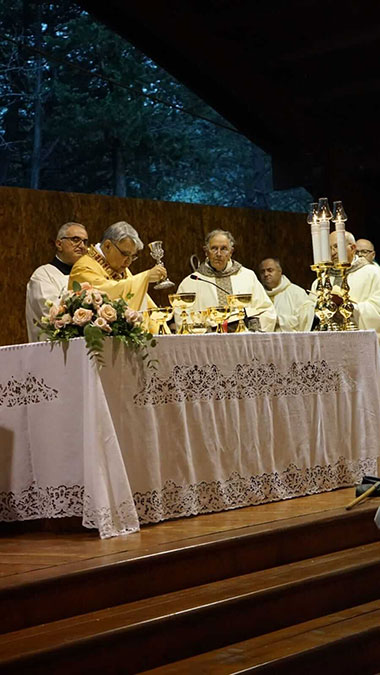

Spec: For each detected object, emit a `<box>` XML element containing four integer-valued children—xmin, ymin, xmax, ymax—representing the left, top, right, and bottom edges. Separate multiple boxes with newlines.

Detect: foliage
<box><xmin>0</xmin><ymin>1</ymin><xmax>311</xmax><ymax>211</ymax></box>
<box><xmin>38</xmin><ymin>280</ymin><xmax>157</xmax><ymax>367</ymax></box>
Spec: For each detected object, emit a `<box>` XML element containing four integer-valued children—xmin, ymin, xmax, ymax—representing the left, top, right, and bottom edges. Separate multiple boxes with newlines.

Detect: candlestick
<box><xmin>317</xmin><ymin>198</ymin><xmax>332</xmax><ymax>262</ymax></box>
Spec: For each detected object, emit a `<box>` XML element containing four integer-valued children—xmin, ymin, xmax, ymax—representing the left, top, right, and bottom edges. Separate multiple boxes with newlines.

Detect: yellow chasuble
<box><xmin>68</xmin><ymin>246</ymin><xmax>154</xmax><ymax>311</ymax></box>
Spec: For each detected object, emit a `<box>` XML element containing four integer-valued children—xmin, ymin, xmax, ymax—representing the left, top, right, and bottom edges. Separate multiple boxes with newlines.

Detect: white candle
<box><xmin>319</xmin><ymin>220</ymin><xmax>331</xmax><ymax>261</ymax></box>
<box><xmin>311</xmin><ymin>221</ymin><xmax>321</xmax><ymax>264</ymax></box>
<box><xmin>335</xmin><ymin>220</ymin><xmax>348</xmax><ymax>263</ymax></box>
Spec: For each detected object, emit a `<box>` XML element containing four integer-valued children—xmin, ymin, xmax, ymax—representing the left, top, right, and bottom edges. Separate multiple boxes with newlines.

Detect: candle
<box><xmin>311</xmin><ymin>221</ymin><xmax>321</xmax><ymax>264</ymax></box>
<box><xmin>332</xmin><ymin>201</ymin><xmax>348</xmax><ymax>263</ymax></box>
<box><xmin>317</xmin><ymin>198</ymin><xmax>332</xmax><ymax>262</ymax></box>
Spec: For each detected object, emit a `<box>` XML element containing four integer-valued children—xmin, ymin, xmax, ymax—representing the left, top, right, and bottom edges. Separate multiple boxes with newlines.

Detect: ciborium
<box><xmin>168</xmin><ymin>293</ymin><xmax>196</xmax><ymax>334</ymax></box>
<box><xmin>226</xmin><ymin>293</ymin><xmax>252</xmax><ymax>333</ymax></box>
<box><xmin>148</xmin><ymin>241</ymin><xmax>175</xmax><ymax>290</ymax></box>
<box><xmin>207</xmin><ymin>306</ymin><xmax>228</xmax><ymax>333</ymax></box>
<box><xmin>145</xmin><ymin>307</ymin><xmax>173</xmax><ymax>335</ymax></box>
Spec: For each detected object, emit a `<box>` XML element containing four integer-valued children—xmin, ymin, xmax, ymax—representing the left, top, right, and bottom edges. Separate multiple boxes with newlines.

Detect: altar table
<box><xmin>0</xmin><ymin>331</ymin><xmax>379</xmax><ymax>538</ymax></box>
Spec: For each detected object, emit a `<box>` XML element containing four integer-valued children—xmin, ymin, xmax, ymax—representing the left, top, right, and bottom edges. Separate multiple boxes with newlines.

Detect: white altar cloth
<box><xmin>0</xmin><ymin>331</ymin><xmax>379</xmax><ymax>538</ymax></box>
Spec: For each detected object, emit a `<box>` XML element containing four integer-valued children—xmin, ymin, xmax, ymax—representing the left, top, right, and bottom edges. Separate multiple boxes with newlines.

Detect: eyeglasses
<box><xmin>357</xmin><ymin>249</ymin><xmax>374</xmax><ymax>256</ymax></box>
<box><xmin>61</xmin><ymin>236</ymin><xmax>89</xmax><ymax>246</ymax></box>
<box><xmin>112</xmin><ymin>241</ymin><xmax>138</xmax><ymax>261</ymax></box>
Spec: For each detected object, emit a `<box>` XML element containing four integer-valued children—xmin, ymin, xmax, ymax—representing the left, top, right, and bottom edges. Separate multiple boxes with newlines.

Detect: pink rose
<box><xmin>91</xmin><ymin>290</ymin><xmax>103</xmax><ymax>307</ymax></box>
<box><xmin>54</xmin><ymin>318</ymin><xmax>66</xmax><ymax>330</ymax></box>
<box><xmin>49</xmin><ymin>305</ymin><xmax>60</xmax><ymax>322</ymax></box>
<box><xmin>80</xmin><ymin>282</ymin><xmax>92</xmax><ymax>291</ymax></box>
<box><xmin>72</xmin><ymin>308</ymin><xmax>93</xmax><ymax>326</ymax></box>
<box><xmin>124</xmin><ymin>308</ymin><xmax>142</xmax><ymax>324</ymax></box>
<box><xmin>98</xmin><ymin>304</ymin><xmax>117</xmax><ymax>322</ymax></box>
<box><xmin>94</xmin><ymin>317</ymin><xmax>112</xmax><ymax>333</ymax></box>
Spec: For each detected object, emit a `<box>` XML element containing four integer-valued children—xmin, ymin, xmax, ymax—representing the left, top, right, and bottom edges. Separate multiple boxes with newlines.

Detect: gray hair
<box><xmin>56</xmin><ymin>222</ymin><xmax>86</xmax><ymax>239</ymax></box>
<box><xmin>205</xmin><ymin>229</ymin><xmax>235</xmax><ymax>248</ymax></box>
<box><xmin>259</xmin><ymin>257</ymin><xmax>282</xmax><ymax>269</ymax></box>
<box><xmin>101</xmin><ymin>221</ymin><xmax>144</xmax><ymax>251</ymax></box>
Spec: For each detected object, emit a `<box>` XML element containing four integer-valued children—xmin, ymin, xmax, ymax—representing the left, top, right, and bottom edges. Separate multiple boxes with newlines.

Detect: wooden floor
<box><xmin>0</xmin><ymin>486</ymin><xmax>374</xmax><ymax>582</ymax></box>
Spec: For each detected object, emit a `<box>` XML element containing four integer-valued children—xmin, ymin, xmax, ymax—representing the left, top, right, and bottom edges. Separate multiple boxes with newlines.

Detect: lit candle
<box><xmin>332</xmin><ymin>201</ymin><xmax>348</xmax><ymax>263</ymax></box>
<box><xmin>317</xmin><ymin>198</ymin><xmax>332</xmax><ymax>262</ymax></box>
<box><xmin>307</xmin><ymin>203</ymin><xmax>321</xmax><ymax>264</ymax></box>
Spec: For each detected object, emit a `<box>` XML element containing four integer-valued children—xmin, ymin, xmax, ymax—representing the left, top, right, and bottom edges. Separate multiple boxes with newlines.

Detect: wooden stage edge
<box><xmin>1</xmin><ymin>486</ymin><xmax>380</xmax><ymax>585</ymax></box>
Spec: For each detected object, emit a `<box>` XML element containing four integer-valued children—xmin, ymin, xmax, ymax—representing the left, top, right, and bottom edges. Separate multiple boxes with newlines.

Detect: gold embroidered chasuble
<box><xmin>68</xmin><ymin>246</ymin><xmax>154</xmax><ymax>310</ymax></box>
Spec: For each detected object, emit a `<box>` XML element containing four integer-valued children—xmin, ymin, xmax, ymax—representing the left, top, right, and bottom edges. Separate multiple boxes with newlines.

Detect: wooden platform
<box><xmin>1</xmin><ymin>487</ymin><xmax>380</xmax><ymax>673</ymax></box>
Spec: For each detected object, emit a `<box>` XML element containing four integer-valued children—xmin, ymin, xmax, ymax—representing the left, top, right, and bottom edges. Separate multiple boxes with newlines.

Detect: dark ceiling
<box><xmin>80</xmin><ymin>0</ymin><xmax>380</xmax><ymax>234</ymax></box>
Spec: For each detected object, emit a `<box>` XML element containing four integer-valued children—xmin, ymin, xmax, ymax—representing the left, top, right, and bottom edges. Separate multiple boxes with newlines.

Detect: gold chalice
<box><xmin>168</xmin><ymin>293</ymin><xmax>196</xmax><ymax>334</ymax></box>
<box><xmin>226</xmin><ymin>294</ymin><xmax>252</xmax><ymax>333</ymax></box>
<box><xmin>207</xmin><ymin>306</ymin><xmax>228</xmax><ymax>333</ymax></box>
<box><xmin>146</xmin><ymin>307</ymin><xmax>173</xmax><ymax>335</ymax></box>
<box><xmin>189</xmin><ymin>310</ymin><xmax>208</xmax><ymax>334</ymax></box>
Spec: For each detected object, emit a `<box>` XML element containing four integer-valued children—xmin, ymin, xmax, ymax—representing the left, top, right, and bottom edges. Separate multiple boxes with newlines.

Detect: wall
<box><xmin>0</xmin><ymin>186</ymin><xmax>314</xmax><ymax>346</ymax></box>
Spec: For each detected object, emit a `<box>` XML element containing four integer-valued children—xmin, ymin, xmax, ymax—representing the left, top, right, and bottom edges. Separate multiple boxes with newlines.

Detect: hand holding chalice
<box><xmin>148</xmin><ymin>241</ymin><xmax>175</xmax><ymax>290</ymax></box>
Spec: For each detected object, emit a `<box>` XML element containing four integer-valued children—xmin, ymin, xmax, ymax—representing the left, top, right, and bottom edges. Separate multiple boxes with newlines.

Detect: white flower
<box><xmin>98</xmin><ymin>304</ymin><xmax>117</xmax><ymax>322</ymax></box>
<box><xmin>124</xmin><ymin>308</ymin><xmax>142</xmax><ymax>324</ymax></box>
<box><xmin>94</xmin><ymin>317</ymin><xmax>112</xmax><ymax>333</ymax></box>
<box><xmin>73</xmin><ymin>308</ymin><xmax>93</xmax><ymax>326</ymax></box>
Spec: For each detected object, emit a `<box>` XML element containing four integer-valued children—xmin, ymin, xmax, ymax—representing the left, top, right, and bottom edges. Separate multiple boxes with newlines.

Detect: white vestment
<box><xmin>266</xmin><ymin>275</ymin><xmax>314</xmax><ymax>332</ymax></box>
<box><xmin>311</xmin><ymin>259</ymin><xmax>380</xmax><ymax>338</ymax></box>
<box><xmin>26</xmin><ymin>263</ymin><xmax>69</xmax><ymax>342</ymax></box>
<box><xmin>177</xmin><ymin>264</ymin><xmax>276</xmax><ymax>332</ymax></box>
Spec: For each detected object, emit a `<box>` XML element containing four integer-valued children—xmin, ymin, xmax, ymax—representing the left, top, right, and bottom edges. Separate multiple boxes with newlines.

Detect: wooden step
<box><xmin>144</xmin><ymin>599</ymin><xmax>380</xmax><ymax>674</ymax></box>
<box><xmin>1</xmin><ymin>503</ymin><xmax>378</xmax><ymax>634</ymax></box>
<box><xmin>1</xmin><ymin>540</ymin><xmax>380</xmax><ymax>673</ymax></box>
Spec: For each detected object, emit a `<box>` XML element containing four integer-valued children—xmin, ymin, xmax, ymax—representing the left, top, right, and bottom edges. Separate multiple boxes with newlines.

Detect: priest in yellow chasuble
<box><xmin>69</xmin><ymin>221</ymin><xmax>167</xmax><ymax>312</ymax></box>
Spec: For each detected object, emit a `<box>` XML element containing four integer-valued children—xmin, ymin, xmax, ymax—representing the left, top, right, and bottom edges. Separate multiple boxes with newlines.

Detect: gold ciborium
<box><xmin>207</xmin><ymin>306</ymin><xmax>228</xmax><ymax>333</ymax></box>
<box><xmin>168</xmin><ymin>293</ymin><xmax>196</xmax><ymax>334</ymax></box>
<box><xmin>226</xmin><ymin>293</ymin><xmax>252</xmax><ymax>333</ymax></box>
<box><xmin>145</xmin><ymin>307</ymin><xmax>173</xmax><ymax>335</ymax></box>
<box><xmin>189</xmin><ymin>310</ymin><xmax>208</xmax><ymax>334</ymax></box>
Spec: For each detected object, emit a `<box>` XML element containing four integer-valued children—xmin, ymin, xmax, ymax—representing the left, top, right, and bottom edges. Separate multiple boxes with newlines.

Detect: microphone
<box><xmin>190</xmin><ymin>274</ymin><xmax>230</xmax><ymax>296</ymax></box>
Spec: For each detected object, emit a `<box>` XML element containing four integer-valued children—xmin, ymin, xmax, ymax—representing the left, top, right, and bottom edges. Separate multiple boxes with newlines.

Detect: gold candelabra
<box><xmin>311</xmin><ymin>261</ymin><xmax>357</xmax><ymax>331</ymax></box>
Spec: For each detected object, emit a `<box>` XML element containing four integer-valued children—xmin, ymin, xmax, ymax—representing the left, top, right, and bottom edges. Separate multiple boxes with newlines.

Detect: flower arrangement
<box><xmin>38</xmin><ymin>281</ymin><xmax>157</xmax><ymax>366</ymax></box>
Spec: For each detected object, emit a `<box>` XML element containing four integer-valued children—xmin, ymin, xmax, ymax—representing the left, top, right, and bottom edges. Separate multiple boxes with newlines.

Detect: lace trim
<box><xmin>0</xmin><ymin>482</ymin><xmax>139</xmax><ymax>539</ymax></box>
<box><xmin>134</xmin><ymin>457</ymin><xmax>377</xmax><ymax>524</ymax></box>
<box><xmin>0</xmin><ymin>374</ymin><xmax>59</xmax><ymax>407</ymax></box>
<box><xmin>134</xmin><ymin>357</ymin><xmax>355</xmax><ymax>406</ymax></box>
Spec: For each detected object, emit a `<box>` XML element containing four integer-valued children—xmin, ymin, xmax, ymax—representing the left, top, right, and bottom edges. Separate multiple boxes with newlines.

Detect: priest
<box><xmin>68</xmin><ymin>221</ymin><xmax>166</xmax><ymax>310</ymax></box>
<box><xmin>259</xmin><ymin>257</ymin><xmax>313</xmax><ymax>332</ymax></box>
<box><xmin>26</xmin><ymin>222</ymin><xmax>89</xmax><ymax>342</ymax></box>
<box><xmin>312</xmin><ymin>231</ymin><xmax>380</xmax><ymax>337</ymax></box>
<box><xmin>177</xmin><ymin>229</ymin><xmax>276</xmax><ymax>331</ymax></box>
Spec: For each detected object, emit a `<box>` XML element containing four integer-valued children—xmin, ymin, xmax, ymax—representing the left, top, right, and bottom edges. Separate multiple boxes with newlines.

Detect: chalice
<box><xmin>207</xmin><ymin>306</ymin><xmax>228</xmax><ymax>333</ymax></box>
<box><xmin>168</xmin><ymin>293</ymin><xmax>196</xmax><ymax>334</ymax></box>
<box><xmin>148</xmin><ymin>241</ymin><xmax>175</xmax><ymax>290</ymax></box>
<box><xmin>146</xmin><ymin>307</ymin><xmax>173</xmax><ymax>335</ymax></box>
<box><xmin>226</xmin><ymin>294</ymin><xmax>252</xmax><ymax>333</ymax></box>
<box><xmin>189</xmin><ymin>310</ymin><xmax>208</xmax><ymax>334</ymax></box>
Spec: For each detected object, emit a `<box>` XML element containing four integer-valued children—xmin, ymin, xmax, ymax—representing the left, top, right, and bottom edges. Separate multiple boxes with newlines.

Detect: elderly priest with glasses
<box><xmin>68</xmin><ymin>221</ymin><xmax>166</xmax><ymax>310</ymax></box>
<box><xmin>26</xmin><ymin>221</ymin><xmax>89</xmax><ymax>342</ymax></box>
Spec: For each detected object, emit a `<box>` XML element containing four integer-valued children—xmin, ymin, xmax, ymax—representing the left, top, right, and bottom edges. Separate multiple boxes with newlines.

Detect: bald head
<box><xmin>329</xmin><ymin>230</ymin><xmax>356</xmax><ymax>264</ymax></box>
<box><xmin>356</xmin><ymin>238</ymin><xmax>376</xmax><ymax>263</ymax></box>
<box><xmin>259</xmin><ymin>257</ymin><xmax>282</xmax><ymax>290</ymax></box>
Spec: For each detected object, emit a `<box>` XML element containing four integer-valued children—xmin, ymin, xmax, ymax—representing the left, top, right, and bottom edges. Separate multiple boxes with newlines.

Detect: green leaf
<box><xmin>72</xmin><ymin>281</ymin><xmax>82</xmax><ymax>293</ymax></box>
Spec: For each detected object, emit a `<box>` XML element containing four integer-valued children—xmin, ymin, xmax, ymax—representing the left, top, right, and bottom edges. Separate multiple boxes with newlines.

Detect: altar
<box><xmin>0</xmin><ymin>331</ymin><xmax>379</xmax><ymax>538</ymax></box>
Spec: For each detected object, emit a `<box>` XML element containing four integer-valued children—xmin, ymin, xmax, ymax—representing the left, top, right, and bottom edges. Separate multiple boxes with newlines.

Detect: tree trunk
<box><xmin>112</xmin><ymin>142</ymin><xmax>126</xmax><ymax>197</ymax></box>
<box><xmin>30</xmin><ymin>4</ymin><xmax>42</xmax><ymax>190</ymax></box>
